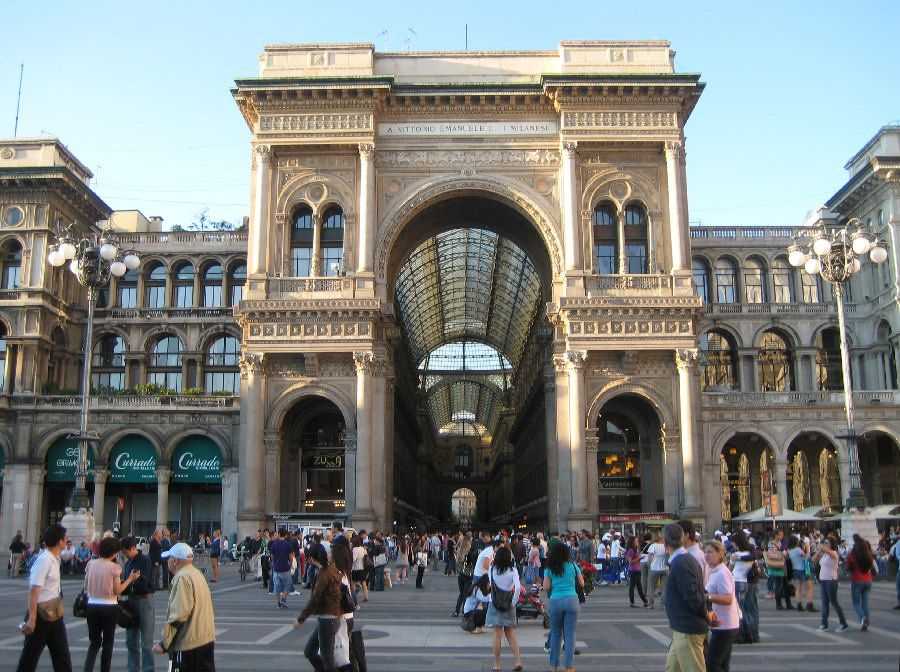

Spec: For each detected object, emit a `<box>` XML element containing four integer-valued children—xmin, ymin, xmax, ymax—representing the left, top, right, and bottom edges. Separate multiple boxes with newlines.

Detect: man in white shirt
<box><xmin>472</xmin><ymin>534</ymin><xmax>496</xmax><ymax>580</ymax></box>
<box><xmin>678</xmin><ymin>520</ymin><xmax>709</xmax><ymax>585</ymax></box>
<box><xmin>16</xmin><ymin>523</ymin><xmax>72</xmax><ymax>672</ymax></box>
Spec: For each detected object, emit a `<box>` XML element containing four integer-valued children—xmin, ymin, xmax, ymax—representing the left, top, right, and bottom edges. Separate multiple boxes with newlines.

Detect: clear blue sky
<box><xmin>2</xmin><ymin>1</ymin><xmax>898</xmax><ymax>229</ymax></box>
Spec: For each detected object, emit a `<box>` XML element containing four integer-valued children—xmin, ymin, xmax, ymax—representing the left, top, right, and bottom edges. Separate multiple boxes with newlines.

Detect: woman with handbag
<box><xmin>544</xmin><ymin>540</ymin><xmax>584</xmax><ymax>672</ymax></box>
<box><xmin>814</xmin><ymin>538</ymin><xmax>848</xmax><ymax>632</ymax></box>
<box><xmin>729</xmin><ymin>531</ymin><xmax>759</xmax><ymax>644</ymax></box>
<box><xmin>83</xmin><ymin>536</ymin><xmax>141</xmax><ymax>672</ymax></box>
<box><xmin>350</xmin><ymin>536</ymin><xmax>370</xmax><ymax>602</ymax></box>
<box><xmin>764</xmin><ymin>540</ymin><xmax>790</xmax><ymax>610</ymax></box>
<box><xmin>704</xmin><ymin>540</ymin><xmax>740</xmax><ymax>672</ymax></box>
<box><xmin>298</xmin><ymin>544</ymin><xmax>351</xmax><ymax>672</ymax></box>
<box><xmin>487</xmin><ymin>546</ymin><xmax>523</xmax><ymax>672</ymax></box>
<box><xmin>846</xmin><ymin>534</ymin><xmax>875</xmax><ymax>631</ymax></box>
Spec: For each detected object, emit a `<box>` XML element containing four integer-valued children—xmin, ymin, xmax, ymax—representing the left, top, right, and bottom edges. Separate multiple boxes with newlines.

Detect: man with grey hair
<box><xmin>662</xmin><ymin>523</ymin><xmax>708</xmax><ymax>672</ymax></box>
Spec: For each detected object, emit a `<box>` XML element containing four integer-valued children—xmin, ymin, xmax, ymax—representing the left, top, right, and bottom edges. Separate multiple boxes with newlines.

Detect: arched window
<box><xmin>759</xmin><ymin>330</ymin><xmax>794</xmax><ymax>391</ymax></box>
<box><xmin>771</xmin><ymin>257</ymin><xmax>794</xmax><ymax>304</ymax></box>
<box><xmin>201</xmin><ymin>263</ymin><xmax>223</xmax><ymax>307</ymax></box>
<box><xmin>743</xmin><ymin>257</ymin><xmax>767</xmax><ymax>304</ymax></box>
<box><xmin>819</xmin><ymin>447</ymin><xmax>841</xmax><ymax>509</ymax></box>
<box><xmin>172</xmin><ymin>262</ymin><xmax>195</xmax><ymax>308</ymax></box>
<box><xmin>592</xmin><ymin>203</ymin><xmax>617</xmax><ymax>274</ymax></box>
<box><xmin>205</xmin><ymin>336</ymin><xmax>240</xmax><ymax>394</ymax></box>
<box><xmin>321</xmin><ymin>206</ymin><xmax>345</xmax><ymax>276</ymax></box>
<box><xmin>1</xmin><ymin>240</ymin><xmax>22</xmax><ymax>289</ymax></box>
<box><xmin>291</xmin><ymin>206</ymin><xmax>313</xmax><ymax>277</ymax></box>
<box><xmin>700</xmin><ymin>330</ymin><xmax>738</xmax><ymax>390</ymax></box>
<box><xmin>228</xmin><ymin>263</ymin><xmax>246</xmax><ymax>307</ymax></box>
<box><xmin>623</xmin><ymin>204</ymin><xmax>648</xmax><ymax>274</ymax></box>
<box><xmin>117</xmin><ymin>268</ymin><xmax>138</xmax><ymax>308</ymax></box>
<box><xmin>714</xmin><ymin>257</ymin><xmax>738</xmax><ymax>304</ymax></box>
<box><xmin>144</xmin><ymin>262</ymin><xmax>167</xmax><ymax>308</ymax></box>
<box><xmin>91</xmin><ymin>334</ymin><xmax>126</xmax><ymax>391</ymax></box>
<box><xmin>692</xmin><ymin>258</ymin><xmax>710</xmax><ymax>304</ymax></box>
<box><xmin>815</xmin><ymin>327</ymin><xmax>843</xmax><ymax>391</ymax></box>
<box><xmin>801</xmin><ymin>270</ymin><xmax>821</xmax><ymax>303</ymax></box>
<box><xmin>148</xmin><ymin>336</ymin><xmax>182</xmax><ymax>392</ymax></box>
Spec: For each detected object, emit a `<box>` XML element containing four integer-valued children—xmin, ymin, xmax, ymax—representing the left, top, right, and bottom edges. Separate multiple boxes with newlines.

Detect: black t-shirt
<box><xmin>269</xmin><ymin>539</ymin><xmax>293</xmax><ymax>573</ymax></box>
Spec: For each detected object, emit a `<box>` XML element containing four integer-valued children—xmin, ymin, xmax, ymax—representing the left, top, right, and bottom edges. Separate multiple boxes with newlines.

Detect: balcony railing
<box><xmin>7</xmin><ymin>394</ymin><xmax>238</xmax><ymax>409</ymax></box>
<box><xmin>268</xmin><ymin>276</ymin><xmax>353</xmax><ymax>298</ymax></box>
<box><xmin>702</xmin><ymin>302</ymin><xmax>853</xmax><ymax>316</ymax></box>
<box><xmin>703</xmin><ymin>390</ymin><xmax>900</xmax><ymax>406</ymax></box>
<box><xmin>585</xmin><ymin>274</ymin><xmax>679</xmax><ymax>297</ymax></box>
<box><xmin>690</xmin><ymin>226</ymin><xmax>802</xmax><ymax>240</ymax></box>
<box><xmin>114</xmin><ymin>230</ymin><xmax>248</xmax><ymax>249</ymax></box>
<box><xmin>94</xmin><ymin>307</ymin><xmax>234</xmax><ymax>320</ymax></box>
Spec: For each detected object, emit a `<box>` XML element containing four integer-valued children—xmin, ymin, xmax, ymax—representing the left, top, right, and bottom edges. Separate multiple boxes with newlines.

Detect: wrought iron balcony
<box><xmin>113</xmin><ymin>230</ymin><xmax>247</xmax><ymax>251</ymax></box>
<box><xmin>703</xmin><ymin>390</ymin><xmax>899</xmax><ymax>406</ymax></box>
<box><xmin>7</xmin><ymin>394</ymin><xmax>239</xmax><ymax>409</ymax></box>
<box><xmin>93</xmin><ymin>307</ymin><xmax>235</xmax><ymax>320</ymax></box>
<box><xmin>267</xmin><ymin>276</ymin><xmax>354</xmax><ymax>298</ymax></box>
<box><xmin>701</xmin><ymin>302</ymin><xmax>853</xmax><ymax>316</ymax></box>
<box><xmin>690</xmin><ymin>226</ymin><xmax>801</xmax><ymax>241</ymax></box>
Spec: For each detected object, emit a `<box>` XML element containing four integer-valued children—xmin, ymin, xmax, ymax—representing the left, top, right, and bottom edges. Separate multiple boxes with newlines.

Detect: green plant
<box><xmin>134</xmin><ymin>383</ymin><xmax>168</xmax><ymax>396</ymax></box>
<box><xmin>211</xmin><ymin>390</ymin><xmax>235</xmax><ymax>396</ymax></box>
<box><xmin>183</xmin><ymin>387</ymin><xmax>204</xmax><ymax>396</ymax></box>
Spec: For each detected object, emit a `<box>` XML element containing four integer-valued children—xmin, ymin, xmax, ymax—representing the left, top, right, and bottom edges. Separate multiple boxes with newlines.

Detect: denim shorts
<box><xmin>792</xmin><ymin>570</ymin><xmax>806</xmax><ymax>581</ymax></box>
<box><xmin>273</xmin><ymin>570</ymin><xmax>292</xmax><ymax>594</ymax></box>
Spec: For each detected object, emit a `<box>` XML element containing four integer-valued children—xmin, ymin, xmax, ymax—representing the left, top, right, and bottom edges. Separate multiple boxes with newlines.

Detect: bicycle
<box><xmin>238</xmin><ymin>548</ymin><xmax>250</xmax><ymax>582</ymax></box>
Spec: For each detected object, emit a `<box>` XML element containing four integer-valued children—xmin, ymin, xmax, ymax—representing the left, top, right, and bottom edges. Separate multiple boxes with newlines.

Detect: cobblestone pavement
<box><xmin>0</xmin><ymin>564</ymin><xmax>898</xmax><ymax>671</ymax></box>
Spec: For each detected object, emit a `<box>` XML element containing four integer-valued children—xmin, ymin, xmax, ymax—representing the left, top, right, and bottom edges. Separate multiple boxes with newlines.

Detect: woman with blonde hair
<box><xmin>704</xmin><ymin>540</ymin><xmax>740</xmax><ymax>672</ymax></box>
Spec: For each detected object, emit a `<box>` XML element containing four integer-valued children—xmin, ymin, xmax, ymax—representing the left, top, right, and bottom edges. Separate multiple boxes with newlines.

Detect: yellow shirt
<box><xmin>162</xmin><ymin>564</ymin><xmax>215</xmax><ymax>652</ymax></box>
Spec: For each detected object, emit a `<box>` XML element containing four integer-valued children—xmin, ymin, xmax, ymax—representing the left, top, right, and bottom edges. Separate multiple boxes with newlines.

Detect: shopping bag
<box><xmin>350</xmin><ymin>628</ymin><xmax>367</xmax><ymax>672</ymax></box>
<box><xmin>333</xmin><ymin>619</ymin><xmax>351</xmax><ymax>669</ymax></box>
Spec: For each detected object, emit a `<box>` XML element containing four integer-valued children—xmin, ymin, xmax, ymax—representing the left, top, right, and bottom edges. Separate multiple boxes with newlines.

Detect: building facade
<box><xmin>0</xmin><ymin>45</ymin><xmax>898</xmax><ymax>547</ymax></box>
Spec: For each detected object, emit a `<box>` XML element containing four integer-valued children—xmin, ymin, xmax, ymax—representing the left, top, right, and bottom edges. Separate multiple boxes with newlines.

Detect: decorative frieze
<box><xmin>248</xmin><ymin>321</ymin><xmax>372</xmax><ymax>341</ymax></box>
<box><xmin>258</xmin><ymin>112</ymin><xmax>373</xmax><ymax>134</ymax></box>
<box><xmin>375</xmin><ymin>149</ymin><xmax>559</xmax><ymax>169</ymax></box>
<box><xmin>563</xmin><ymin>111</ymin><xmax>676</xmax><ymax>130</ymax></box>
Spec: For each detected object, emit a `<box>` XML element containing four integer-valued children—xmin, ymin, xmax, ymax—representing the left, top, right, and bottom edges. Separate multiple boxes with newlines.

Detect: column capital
<box><xmin>358</xmin><ymin>143</ymin><xmax>375</xmax><ymax>159</ymax></box>
<box><xmin>93</xmin><ymin>468</ymin><xmax>110</xmax><ymax>485</ymax></box>
<box><xmin>353</xmin><ymin>351</ymin><xmax>375</xmax><ymax>374</ymax></box>
<box><xmin>552</xmin><ymin>353</ymin><xmax>568</xmax><ymax>375</ymax></box>
<box><xmin>343</xmin><ymin>432</ymin><xmax>357</xmax><ymax>453</ymax></box>
<box><xmin>263</xmin><ymin>433</ymin><xmax>281</xmax><ymax>454</ymax></box>
<box><xmin>239</xmin><ymin>353</ymin><xmax>264</xmax><ymax>379</ymax></box>
<box><xmin>565</xmin><ymin>350</ymin><xmax>588</xmax><ymax>370</ymax></box>
<box><xmin>675</xmin><ymin>348</ymin><xmax>699</xmax><ymax>371</ymax></box>
<box><xmin>664</xmin><ymin>139</ymin><xmax>685</xmax><ymax>161</ymax></box>
<box><xmin>562</xmin><ymin>140</ymin><xmax>578</xmax><ymax>155</ymax></box>
<box><xmin>254</xmin><ymin>144</ymin><xmax>272</xmax><ymax>163</ymax></box>
<box><xmin>155</xmin><ymin>467</ymin><xmax>171</xmax><ymax>485</ymax></box>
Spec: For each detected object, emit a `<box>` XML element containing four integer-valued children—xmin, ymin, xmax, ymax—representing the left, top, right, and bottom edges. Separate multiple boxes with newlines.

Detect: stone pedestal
<box><xmin>839</xmin><ymin>510</ymin><xmax>879</xmax><ymax>550</ymax></box>
<box><xmin>61</xmin><ymin>507</ymin><xmax>95</xmax><ymax>548</ymax></box>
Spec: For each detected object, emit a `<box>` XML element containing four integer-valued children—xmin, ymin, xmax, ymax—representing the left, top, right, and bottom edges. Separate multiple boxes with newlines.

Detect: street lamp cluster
<box><xmin>787</xmin><ymin>218</ymin><xmax>887</xmax><ymax>511</ymax></box>
<box><xmin>46</xmin><ymin>224</ymin><xmax>141</xmax><ymax>542</ymax></box>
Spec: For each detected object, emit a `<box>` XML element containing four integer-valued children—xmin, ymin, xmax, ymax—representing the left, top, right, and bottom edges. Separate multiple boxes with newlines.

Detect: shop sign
<box><xmin>172</xmin><ymin>437</ymin><xmax>222</xmax><ymax>483</ymax></box>
<box><xmin>302</xmin><ymin>450</ymin><xmax>344</xmax><ymax>471</ymax></box>
<box><xmin>46</xmin><ymin>439</ymin><xmax>95</xmax><ymax>483</ymax></box>
<box><xmin>599</xmin><ymin>476</ymin><xmax>641</xmax><ymax>490</ymax></box>
<box><xmin>108</xmin><ymin>437</ymin><xmax>158</xmax><ymax>483</ymax></box>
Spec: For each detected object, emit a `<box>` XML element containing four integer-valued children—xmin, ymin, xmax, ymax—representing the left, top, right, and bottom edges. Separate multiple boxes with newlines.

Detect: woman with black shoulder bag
<box><xmin>729</xmin><ymin>530</ymin><xmax>759</xmax><ymax>644</ymax></box>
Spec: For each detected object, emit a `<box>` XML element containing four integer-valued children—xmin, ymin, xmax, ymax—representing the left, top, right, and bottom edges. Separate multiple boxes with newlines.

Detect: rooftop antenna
<box><xmin>465</xmin><ymin>24</ymin><xmax>468</xmax><ymax>50</ymax></box>
<box><xmin>403</xmin><ymin>28</ymin><xmax>417</xmax><ymax>52</ymax></box>
<box><xmin>13</xmin><ymin>63</ymin><xmax>23</xmax><ymax>137</ymax></box>
<box><xmin>375</xmin><ymin>29</ymin><xmax>388</xmax><ymax>48</ymax></box>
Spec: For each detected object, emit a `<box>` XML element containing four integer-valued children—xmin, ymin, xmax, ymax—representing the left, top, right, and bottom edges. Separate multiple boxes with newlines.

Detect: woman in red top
<box><xmin>846</xmin><ymin>534</ymin><xmax>876</xmax><ymax>631</ymax></box>
<box><xmin>625</xmin><ymin>536</ymin><xmax>648</xmax><ymax>608</ymax></box>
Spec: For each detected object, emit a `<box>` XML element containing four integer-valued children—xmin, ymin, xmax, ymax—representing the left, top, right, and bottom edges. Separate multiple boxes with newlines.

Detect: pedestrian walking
<box><xmin>487</xmin><ymin>545</ymin><xmax>523</xmax><ymax>672</ymax></box>
<box><xmin>148</xmin><ymin>529</ymin><xmax>162</xmax><ymax>590</ymax></box>
<box><xmin>152</xmin><ymin>543</ymin><xmax>216</xmax><ymax>671</ymax></box>
<box><xmin>764</xmin><ymin>537</ymin><xmax>791</xmax><ymax>610</ymax></box>
<box><xmin>415</xmin><ymin>542</ymin><xmax>428</xmax><ymax>589</ymax></box>
<box><xmin>15</xmin><ymin>524</ymin><xmax>72</xmax><ymax>672</ymax></box>
<box><xmin>83</xmin><ymin>536</ymin><xmax>141</xmax><ymax>672</ymax></box>
<box><xmin>890</xmin><ymin>535</ymin><xmax>900</xmax><ymax>609</ymax></box>
<box><xmin>544</xmin><ymin>540</ymin><xmax>584</xmax><ymax>672</ymax></box>
<box><xmin>705</xmin><ymin>540</ymin><xmax>739</xmax><ymax>672</ymax></box>
<box><xmin>297</xmin><ymin>544</ymin><xmax>351</xmax><ymax>672</ymax></box>
<box><xmin>647</xmin><ymin>531</ymin><xmax>668</xmax><ymax>609</ymax></box>
<box><xmin>394</xmin><ymin>537</ymin><xmax>410</xmax><ymax>585</ymax></box>
<box><xmin>159</xmin><ymin>530</ymin><xmax>172</xmax><ymax>590</ymax></box>
<box><xmin>729</xmin><ymin>530</ymin><xmax>759</xmax><ymax>644</ymax></box>
<box><xmin>625</xmin><ymin>536</ymin><xmax>648</xmax><ymax>607</ymax></box>
<box><xmin>209</xmin><ymin>530</ymin><xmax>221</xmax><ymax>583</ymax></box>
<box><xmin>351</xmin><ymin>536</ymin><xmax>370</xmax><ymax>602</ymax></box>
<box><xmin>662</xmin><ymin>523</ymin><xmax>708</xmax><ymax>672</ymax></box>
<box><xmin>268</xmin><ymin>529</ymin><xmax>295</xmax><ymax>609</ymax></box>
<box><xmin>814</xmin><ymin>538</ymin><xmax>848</xmax><ymax>632</ymax></box>
<box><xmin>846</xmin><ymin>534</ymin><xmax>875</xmax><ymax>631</ymax></box>
<box><xmin>453</xmin><ymin>533</ymin><xmax>474</xmax><ymax>617</ymax></box>
<box><xmin>9</xmin><ymin>531</ymin><xmax>26</xmax><ymax>578</ymax></box>
<box><xmin>120</xmin><ymin>536</ymin><xmax>155</xmax><ymax>672</ymax></box>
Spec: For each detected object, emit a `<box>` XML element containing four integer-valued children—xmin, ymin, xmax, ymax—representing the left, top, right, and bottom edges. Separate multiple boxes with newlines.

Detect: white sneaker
<box><xmin>290</xmin><ymin>591</ymin><xmax>301</xmax><ymax>596</ymax></box>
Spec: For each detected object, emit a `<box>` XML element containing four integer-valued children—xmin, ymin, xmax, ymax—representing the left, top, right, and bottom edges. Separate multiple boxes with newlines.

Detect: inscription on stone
<box><xmin>378</xmin><ymin>120</ymin><xmax>558</xmax><ymax>137</ymax></box>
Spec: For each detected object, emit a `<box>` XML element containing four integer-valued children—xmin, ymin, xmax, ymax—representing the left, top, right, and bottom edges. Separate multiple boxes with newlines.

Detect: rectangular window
<box><xmin>692</xmin><ymin>271</ymin><xmax>709</xmax><ymax>303</ymax></box>
<box><xmin>292</xmin><ymin>247</ymin><xmax>311</xmax><ymax>277</ymax></box>
<box><xmin>230</xmin><ymin>284</ymin><xmax>243</xmax><ymax>307</ymax></box>
<box><xmin>594</xmin><ymin>244</ymin><xmax>616</xmax><ymax>275</ymax></box>
<box><xmin>149</xmin><ymin>371</ymin><xmax>182</xmax><ymax>392</ymax></box>
<box><xmin>146</xmin><ymin>286</ymin><xmax>166</xmax><ymax>309</ymax></box>
<box><xmin>322</xmin><ymin>247</ymin><xmax>343</xmax><ymax>276</ymax></box>
<box><xmin>118</xmin><ymin>286</ymin><xmax>137</xmax><ymax>308</ymax></box>
<box><xmin>801</xmin><ymin>273</ymin><xmax>820</xmax><ymax>303</ymax></box>
<box><xmin>744</xmin><ymin>272</ymin><xmax>764</xmax><ymax>304</ymax></box>
<box><xmin>174</xmin><ymin>285</ymin><xmax>193</xmax><ymax>308</ymax></box>
<box><xmin>625</xmin><ymin>244</ymin><xmax>647</xmax><ymax>274</ymax></box>
<box><xmin>772</xmin><ymin>271</ymin><xmax>792</xmax><ymax>303</ymax></box>
<box><xmin>204</xmin><ymin>286</ymin><xmax>222</xmax><ymax>308</ymax></box>
<box><xmin>205</xmin><ymin>371</ymin><xmax>239</xmax><ymax>395</ymax></box>
<box><xmin>92</xmin><ymin>372</ymin><xmax>125</xmax><ymax>391</ymax></box>
<box><xmin>716</xmin><ymin>274</ymin><xmax>736</xmax><ymax>304</ymax></box>
<box><xmin>3</xmin><ymin>266</ymin><xmax>21</xmax><ymax>289</ymax></box>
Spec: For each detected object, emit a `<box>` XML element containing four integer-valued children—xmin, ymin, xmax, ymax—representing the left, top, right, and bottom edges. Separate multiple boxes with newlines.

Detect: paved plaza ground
<box><xmin>0</xmin><ymin>563</ymin><xmax>898</xmax><ymax>671</ymax></box>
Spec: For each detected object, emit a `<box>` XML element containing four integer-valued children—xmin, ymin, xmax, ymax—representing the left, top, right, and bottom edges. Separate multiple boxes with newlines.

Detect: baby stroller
<box><xmin>515</xmin><ymin>584</ymin><xmax>548</xmax><ymax>628</ymax></box>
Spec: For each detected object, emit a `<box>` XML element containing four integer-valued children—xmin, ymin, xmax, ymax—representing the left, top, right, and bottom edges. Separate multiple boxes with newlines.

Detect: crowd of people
<box><xmin>9</xmin><ymin>521</ymin><xmax>900</xmax><ymax>672</ymax></box>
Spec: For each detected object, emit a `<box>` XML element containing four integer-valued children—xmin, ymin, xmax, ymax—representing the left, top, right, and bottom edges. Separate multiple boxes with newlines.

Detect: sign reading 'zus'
<box><xmin>378</xmin><ymin>120</ymin><xmax>558</xmax><ymax>137</ymax></box>
<box><xmin>109</xmin><ymin>437</ymin><xmax>157</xmax><ymax>483</ymax></box>
<box><xmin>599</xmin><ymin>476</ymin><xmax>641</xmax><ymax>490</ymax></box>
<box><xmin>172</xmin><ymin>437</ymin><xmax>222</xmax><ymax>483</ymax></box>
<box><xmin>302</xmin><ymin>451</ymin><xmax>344</xmax><ymax>471</ymax></box>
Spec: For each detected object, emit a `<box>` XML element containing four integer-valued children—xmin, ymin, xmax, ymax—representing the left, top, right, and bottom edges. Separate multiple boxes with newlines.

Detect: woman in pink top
<box><xmin>83</xmin><ymin>536</ymin><xmax>140</xmax><ymax>672</ymax></box>
<box><xmin>704</xmin><ymin>540</ymin><xmax>740</xmax><ymax>672</ymax></box>
<box><xmin>625</xmin><ymin>536</ymin><xmax>648</xmax><ymax>607</ymax></box>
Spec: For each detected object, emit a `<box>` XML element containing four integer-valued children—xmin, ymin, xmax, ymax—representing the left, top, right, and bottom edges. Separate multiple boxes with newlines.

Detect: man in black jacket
<box><xmin>148</xmin><ymin>529</ymin><xmax>162</xmax><ymax>590</ymax></box>
<box><xmin>662</xmin><ymin>523</ymin><xmax>708</xmax><ymax>672</ymax></box>
<box><xmin>122</xmin><ymin>536</ymin><xmax>155</xmax><ymax>672</ymax></box>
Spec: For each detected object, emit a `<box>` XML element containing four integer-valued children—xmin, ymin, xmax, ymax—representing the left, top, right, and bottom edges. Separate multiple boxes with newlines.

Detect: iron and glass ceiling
<box><xmin>394</xmin><ymin>228</ymin><xmax>543</xmax><ymax>438</ymax></box>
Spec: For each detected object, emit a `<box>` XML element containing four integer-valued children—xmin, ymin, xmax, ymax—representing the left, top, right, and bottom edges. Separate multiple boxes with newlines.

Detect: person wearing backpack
<box><xmin>486</xmin><ymin>546</ymin><xmax>523</xmax><ymax>672</ymax></box>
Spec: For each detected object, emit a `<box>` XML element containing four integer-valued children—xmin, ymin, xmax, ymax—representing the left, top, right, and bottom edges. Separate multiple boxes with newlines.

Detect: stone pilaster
<box><xmin>155</xmin><ymin>467</ymin><xmax>170</xmax><ymax>529</ymax></box>
<box><xmin>263</xmin><ymin>434</ymin><xmax>281</xmax><ymax>515</ymax></box>
<box><xmin>92</xmin><ymin>468</ymin><xmax>109</xmax><ymax>536</ymax></box>
<box><xmin>237</xmin><ymin>353</ymin><xmax>265</xmax><ymax>536</ymax></box>
<box><xmin>676</xmin><ymin>348</ymin><xmax>702</xmax><ymax>511</ymax></box>
<box><xmin>664</xmin><ymin>140</ymin><xmax>688</xmax><ymax>272</ymax></box>
<box><xmin>357</xmin><ymin>143</ymin><xmax>376</xmax><ymax>274</ymax></box>
<box><xmin>353</xmin><ymin>352</ymin><xmax>375</xmax><ymax>528</ymax></box>
<box><xmin>248</xmin><ymin>144</ymin><xmax>272</xmax><ymax>280</ymax></box>
<box><xmin>221</xmin><ymin>467</ymin><xmax>239</xmax><ymax>541</ymax></box>
<box><xmin>561</xmin><ymin>142</ymin><xmax>582</xmax><ymax>272</ymax></box>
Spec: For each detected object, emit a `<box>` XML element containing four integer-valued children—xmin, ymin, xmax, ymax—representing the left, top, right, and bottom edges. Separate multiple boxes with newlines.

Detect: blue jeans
<box><xmin>819</xmin><ymin>579</ymin><xmax>847</xmax><ymax>628</ymax></box>
<box><xmin>850</xmin><ymin>581</ymin><xmax>870</xmax><ymax>623</ymax></box>
<box><xmin>548</xmin><ymin>597</ymin><xmax>579</xmax><ymax>669</ymax></box>
<box><xmin>896</xmin><ymin>566</ymin><xmax>900</xmax><ymax>605</ymax></box>
<box><xmin>125</xmin><ymin>596</ymin><xmax>155</xmax><ymax>672</ymax></box>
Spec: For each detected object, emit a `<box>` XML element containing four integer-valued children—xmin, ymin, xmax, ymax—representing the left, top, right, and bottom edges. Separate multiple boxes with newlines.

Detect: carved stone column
<box><xmin>552</xmin><ymin>354</ymin><xmax>571</xmax><ymax>529</ymax></box>
<box><xmin>774</xmin><ymin>459</ymin><xmax>789</xmax><ymax>514</ymax></box>
<box><xmin>676</xmin><ymin>349</ymin><xmax>702</xmax><ymax>511</ymax></box>
<box><xmin>353</xmin><ymin>352</ymin><xmax>375</xmax><ymax>527</ymax></box>
<box><xmin>155</xmin><ymin>467</ymin><xmax>170</xmax><ymax>529</ymax></box>
<box><xmin>237</xmin><ymin>353</ymin><xmax>265</xmax><ymax>534</ymax></box>
<box><xmin>343</xmin><ymin>433</ymin><xmax>357</xmax><ymax>519</ymax></box>
<box><xmin>92</xmin><ymin>468</ymin><xmax>109</xmax><ymax>537</ymax></box>
<box><xmin>561</xmin><ymin>142</ymin><xmax>582</xmax><ymax>272</ymax></box>
<box><xmin>248</xmin><ymin>144</ymin><xmax>272</xmax><ymax>279</ymax></box>
<box><xmin>264</xmin><ymin>434</ymin><xmax>281</xmax><ymax>515</ymax></box>
<box><xmin>357</xmin><ymin>143</ymin><xmax>376</xmax><ymax>274</ymax></box>
<box><xmin>664</xmin><ymin>141</ymin><xmax>689</xmax><ymax>272</ymax></box>
<box><xmin>220</xmin><ymin>467</ymin><xmax>239</xmax><ymax>540</ymax></box>
<box><xmin>616</xmin><ymin>210</ymin><xmax>627</xmax><ymax>274</ymax></box>
<box><xmin>585</xmin><ymin>432</ymin><xmax>600</xmax><ymax>529</ymax></box>
<box><xmin>26</xmin><ymin>467</ymin><xmax>45</xmax><ymax>548</ymax></box>
<box><xmin>566</xmin><ymin>350</ymin><xmax>588</xmax><ymax>517</ymax></box>
<box><xmin>311</xmin><ymin>212</ymin><xmax>323</xmax><ymax>277</ymax></box>
<box><xmin>543</xmin><ymin>364</ymin><xmax>560</xmax><ymax>532</ymax></box>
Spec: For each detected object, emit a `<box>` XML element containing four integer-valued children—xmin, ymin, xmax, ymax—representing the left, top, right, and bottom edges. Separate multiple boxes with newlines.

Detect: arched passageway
<box><xmin>858</xmin><ymin>431</ymin><xmax>900</xmax><ymax>506</ymax></box>
<box><xmin>719</xmin><ymin>433</ymin><xmax>776</xmax><ymax>522</ymax></box>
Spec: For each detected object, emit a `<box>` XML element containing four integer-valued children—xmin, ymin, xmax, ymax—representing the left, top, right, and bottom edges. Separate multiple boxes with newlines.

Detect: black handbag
<box><xmin>489</xmin><ymin>569</ymin><xmax>514</xmax><ymax>612</ymax></box>
<box><xmin>573</xmin><ymin>563</ymin><xmax>586</xmax><ymax>604</ymax></box>
<box><xmin>117</xmin><ymin>599</ymin><xmax>138</xmax><ymax>629</ymax></box>
<box><xmin>350</xmin><ymin>628</ymin><xmax>367</xmax><ymax>672</ymax></box>
<box><xmin>73</xmin><ymin>578</ymin><xmax>88</xmax><ymax>619</ymax></box>
<box><xmin>461</xmin><ymin>611</ymin><xmax>476</xmax><ymax>632</ymax></box>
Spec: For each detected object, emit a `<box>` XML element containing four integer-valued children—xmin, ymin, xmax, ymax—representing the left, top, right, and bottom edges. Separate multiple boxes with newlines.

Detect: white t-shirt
<box><xmin>463</xmin><ymin>587</ymin><xmax>491</xmax><ymax>615</ymax></box>
<box><xmin>489</xmin><ymin>566</ymin><xmax>522</xmax><ymax>605</ymax></box>
<box><xmin>819</xmin><ymin>551</ymin><xmax>838</xmax><ymax>581</ymax></box>
<box><xmin>610</xmin><ymin>539</ymin><xmax>622</xmax><ymax>559</ymax></box>
<box><xmin>648</xmin><ymin>543</ymin><xmax>667</xmax><ymax>572</ymax></box>
<box><xmin>30</xmin><ymin>550</ymin><xmax>62</xmax><ymax>604</ymax></box>
<box><xmin>596</xmin><ymin>544</ymin><xmax>607</xmax><ymax>560</ymax></box>
<box><xmin>731</xmin><ymin>550</ymin><xmax>753</xmax><ymax>583</ymax></box>
<box><xmin>352</xmin><ymin>546</ymin><xmax>367</xmax><ymax>571</ymax></box>
<box><xmin>472</xmin><ymin>546</ymin><xmax>494</xmax><ymax>579</ymax></box>
<box><xmin>706</xmin><ymin>563</ymin><xmax>740</xmax><ymax>630</ymax></box>
<box><xmin>686</xmin><ymin>543</ymin><xmax>709</xmax><ymax>584</ymax></box>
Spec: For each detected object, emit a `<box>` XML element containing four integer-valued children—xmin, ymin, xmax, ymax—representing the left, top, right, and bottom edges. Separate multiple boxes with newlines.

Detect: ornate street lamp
<box><xmin>787</xmin><ymin>217</ymin><xmax>887</xmax><ymax>510</ymax></box>
<box><xmin>47</xmin><ymin>222</ymin><xmax>140</xmax><ymax>539</ymax></box>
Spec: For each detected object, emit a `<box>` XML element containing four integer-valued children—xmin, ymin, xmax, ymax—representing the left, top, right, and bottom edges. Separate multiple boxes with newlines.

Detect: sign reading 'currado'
<box><xmin>172</xmin><ymin>437</ymin><xmax>222</xmax><ymax>484</ymax></box>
